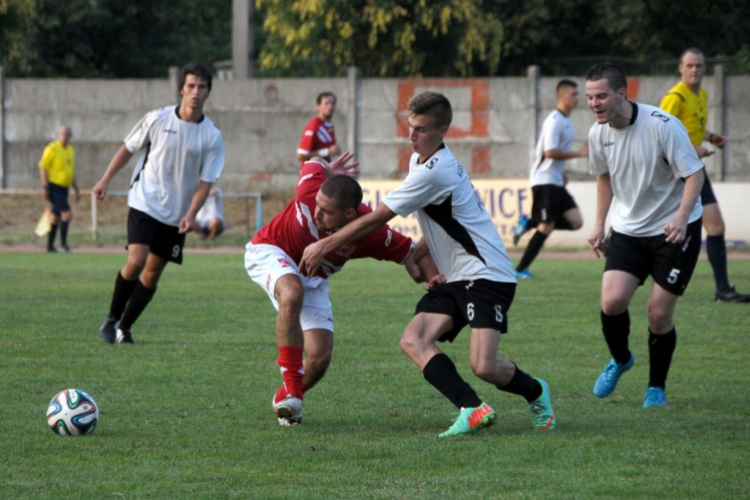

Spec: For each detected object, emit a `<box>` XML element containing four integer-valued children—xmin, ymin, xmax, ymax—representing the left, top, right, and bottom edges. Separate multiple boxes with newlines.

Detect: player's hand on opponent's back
<box><xmin>425</xmin><ymin>274</ymin><xmax>447</xmax><ymax>291</ymax></box>
<box><xmin>329</xmin><ymin>151</ymin><xmax>359</xmax><ymax>177</ymax></box>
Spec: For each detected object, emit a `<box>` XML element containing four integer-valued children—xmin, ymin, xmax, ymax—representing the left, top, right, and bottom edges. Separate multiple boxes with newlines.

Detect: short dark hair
<box><xmin>556</xmin><ymin>79</ymin><xmax>578</xmax><ymax>94</ymax></box>
<box><xmin>680</xmin><ymin>47</ymin><xmax>705</xmax><ymax>64</ymax></box>
<box><xmin>585</xmin><ymin>63</ymin><xmax>627</xmax><ymax>92</ymax></box>
<box><xmin>319</xmin><ymin>175</ymin><xmax>363</xmax><ymax>211</ymax></box>
<box><xmin>179</xmin><ymin>62</ymin><xmax>213</xmax><ymax>92</ymax></box>
<box><xmin>407</xmin><ymin>91</ymin><xmax>452</xmax><ymax>128</ymax></box>
<box><xmin>317</xmin><ymin>92</ymin><xmax>336</xmax><ymax>105</ymax></box>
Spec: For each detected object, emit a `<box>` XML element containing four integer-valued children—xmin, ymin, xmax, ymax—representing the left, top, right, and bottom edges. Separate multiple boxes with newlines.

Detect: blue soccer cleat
<box><xmin>593</xmin><ymin>352</ymin><xmax>635</xmax><ymax>398</ymax></box>
<box><xmin>643</xmin><ymin>387</ymin><xmax>667</xmax><ymax>408</ymax></box>
<box><xmin>512</xmin><ymin>215</ymin><xmax>529</xmax><ymax>246</ymax></box>
<box><xmin>515</xmin><ymin>268</ymin><xmax>536</xmax><ymax>280</ymax></box>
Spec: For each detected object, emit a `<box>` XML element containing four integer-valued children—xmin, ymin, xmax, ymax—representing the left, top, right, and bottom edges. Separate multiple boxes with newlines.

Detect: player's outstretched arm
<box><xmin>92</xmin><ymin>145</ymin><xmax>133</xmax><ymax>201</ymax></box>
<box><xmin>327</xmin><ymin>151</ymin><xmax>359</xmax><ymax>177</ymax></box>
<box><xmin>300</xmin><ymin>202</ymin><xmax>396</xmax><ymax>276</ymax></box>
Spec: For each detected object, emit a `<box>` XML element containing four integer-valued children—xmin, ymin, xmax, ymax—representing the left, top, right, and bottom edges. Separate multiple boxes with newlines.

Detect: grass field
<box><xmin>1</xmin><ymin>252</ymin><xmax>748</xmax><ymax>499</ymax></box>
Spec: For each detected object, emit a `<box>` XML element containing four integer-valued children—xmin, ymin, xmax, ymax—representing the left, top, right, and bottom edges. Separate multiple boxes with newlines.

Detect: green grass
<box><xmin>1</xmin><ymin>253</ymin><xmax>749</xmax><ymax>499</ymax></box>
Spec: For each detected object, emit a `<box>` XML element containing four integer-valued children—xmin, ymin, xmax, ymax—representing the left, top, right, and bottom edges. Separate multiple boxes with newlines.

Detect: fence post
<box><xmin>91</xmin><ymin>190</ymin><xmax>98</xmax><ymax>239</ymax></box>
<box><xmin>0</xmin><ymin>67</ymin><xmax>6</xmax><ymax>189</ymax></box>
<box><xmin>715</xmin><ymin>63</ymin><xmax>727</xmax><ymax>181</ymax></box>
<box><xmin>169</xmin><ymin>66</ymin><xmax>180</xmax><ymax>105</ymax></box>
<box><xmin>347</xmin><ymin>66</ymin><xmax>359</xmax><ymax>163</ymax></box>
<box><xmin>528</xmin><ymin>65</ymin><xmax>541</xmax><ymax>171</ymax></box>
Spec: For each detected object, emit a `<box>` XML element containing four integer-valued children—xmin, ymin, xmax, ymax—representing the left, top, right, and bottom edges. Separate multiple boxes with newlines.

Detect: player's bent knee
<box><xmin>469</xmin><ymin>359</ymin><xmax>495</xmax><ymax>382</ymax></box>
<box><xmin>601</xmin><ymin>297</ymin><xmax>629</xmax><ymax>316</ymax></box>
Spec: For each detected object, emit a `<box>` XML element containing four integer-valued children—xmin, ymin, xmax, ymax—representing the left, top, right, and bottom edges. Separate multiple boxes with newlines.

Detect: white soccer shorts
<box><xmin>245</xmin><ymin>243</ymin><xmax>334</xmax><ymax>332</ymax></box>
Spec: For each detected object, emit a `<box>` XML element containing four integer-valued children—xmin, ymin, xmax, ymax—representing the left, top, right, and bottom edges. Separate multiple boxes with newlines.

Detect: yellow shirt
<box><xmin>39</xmin><ymin>140</ymin><xmax>76</xmax><ymax>187</ymax></box>
<box><xmin>659</xmin><ymin>81</ymin><xmax>707</xmax><ymax>146</ymax></box>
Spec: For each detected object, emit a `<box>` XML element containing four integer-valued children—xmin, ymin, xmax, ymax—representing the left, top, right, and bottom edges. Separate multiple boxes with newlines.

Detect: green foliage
<box><xmin>0</xmin><ymin>0</ymin><xmax>231</xmax><ymax>77</ymax></box>
<box><xmin>1</xmin><ymin>253</ymin><xmax>749</xmax><ymax>497</ymax></box>
<box><xmin>2</xmin><ymin>0</ymin><xmax>750</xmax><ymax>77</ymax></box>
<box><xmin>256</xmin><ymin>0</ymin><xmax>505</xmax><ymax>77</ymax></box>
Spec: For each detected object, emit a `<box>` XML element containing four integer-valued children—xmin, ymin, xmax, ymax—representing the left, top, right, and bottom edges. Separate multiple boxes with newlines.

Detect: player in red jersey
<box><xmin>245</xmin><ymin>152</ymin><xmax>433</xmax><ymax>426</ymax></box>
<box><xmin>297</xmin><ymin>92</ymin><xmax>340</xmax><ymax>167</ymax></box>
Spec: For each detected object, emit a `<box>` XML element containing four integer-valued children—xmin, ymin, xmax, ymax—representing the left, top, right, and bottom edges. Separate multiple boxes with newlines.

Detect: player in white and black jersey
<box><xmin>93</xmin><ymin>62</ymin><xmax>225</xmax><ymax>344</ymax></box>
<box><xmin>585</xmin><ymin>63</ymin><xmax>705</xmax><ymax>408</ymax></box>
<box><xmin>300</xmin><ymin>92</ymin><xmax>556</xmax><ymax>437</ymax></box>
<box><xmin>513</xmin><ymin>79</ymin><xmax>588</xmax><ymax>278</ymax></box>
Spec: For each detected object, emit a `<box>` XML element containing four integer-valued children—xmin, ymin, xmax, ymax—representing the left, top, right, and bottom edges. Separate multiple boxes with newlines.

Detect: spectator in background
<box><xmin>39</xmin><ymin>125</ymin><xmax>80</xmax><ymax>253</ymax></box>
<box><xmin>297</xmin><ymin>92</ymin><xmax>340</xmax><ymax>168</ymax></box>
<box><xmin>193</xmin><ymin>187</ymin><xmax>225</xmax><ymax>239</ymax></box>
<box><xmin>659</xmin><ymin>47</ymin><xmax>749</xmax><ymax>303</ymax></box>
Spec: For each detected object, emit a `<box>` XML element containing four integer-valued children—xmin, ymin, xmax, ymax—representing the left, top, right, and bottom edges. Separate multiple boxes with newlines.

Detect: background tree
<box><xmin>0</xmin><ymin>0</ymin><xmax>231</xmax><ymax>77</ymax></box>
<box><xmin>2</xmin><ymin>0</ymin><xmax>749</xmax><ymax>77</ymax></box>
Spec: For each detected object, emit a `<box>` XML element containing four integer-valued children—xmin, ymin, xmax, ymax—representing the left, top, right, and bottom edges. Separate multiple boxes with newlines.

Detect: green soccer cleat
<box><xmin>438</xmin><ymin>402</ymin><xmax>496</xmax><ymax>438</ymax></box>
<box><xmin>529</xmin><ymin>378</ymin><xmax>556</xmax><ymax>430</ymax></box>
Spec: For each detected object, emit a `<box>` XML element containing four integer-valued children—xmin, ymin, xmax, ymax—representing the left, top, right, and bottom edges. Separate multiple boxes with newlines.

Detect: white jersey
<box><xmin>383</xmin><ymin>145</ymin><xmax>516</xmax><ymax>284</ymax></box>
<box><xmin>531</xmin><ymin>110</ymin><xmax>574</xmax><ymax>187</ymax></box>
<box><xmin>126</xmin><ymin>106</ymin><xmax>225</xmax><ymax>226</ymax></box>
<box><xmin>589</xmin><ymin>102</ymin><xmax>703</xmax><ymax>237</ymax></box>
<box><xmin>195</xmin><ymin>188</ymin><xmax>224</xmax><ymax>226</ymax></box>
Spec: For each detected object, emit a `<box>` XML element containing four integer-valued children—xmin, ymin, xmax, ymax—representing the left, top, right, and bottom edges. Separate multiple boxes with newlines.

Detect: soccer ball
<box><xmin>46</xmin><ymin>389</ymin><xmax>99</xmax><ymax>436</ymax></box>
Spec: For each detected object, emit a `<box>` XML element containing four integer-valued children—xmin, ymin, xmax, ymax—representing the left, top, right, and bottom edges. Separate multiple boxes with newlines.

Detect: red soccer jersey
<box><xmin>297</xmin><ymin>116</ymin><xmax>337</xmax><ymax>167</ymax></box>
<box><xmin>251</xmin><ymin>161</ymin><xmax>413</xmax><ymax>278</ymax></box>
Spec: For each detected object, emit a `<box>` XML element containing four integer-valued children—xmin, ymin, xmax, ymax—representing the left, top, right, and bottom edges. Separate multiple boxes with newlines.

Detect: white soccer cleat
<box><xmin>272</xmin><ymin>394</ymin><xmax>303</xmax><ymax>426</ymax></box>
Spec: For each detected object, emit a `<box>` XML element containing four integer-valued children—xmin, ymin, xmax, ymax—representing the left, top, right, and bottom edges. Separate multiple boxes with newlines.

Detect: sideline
<box><xmin>2</xmin><ymin>244</ymin><xmax>749</xmax><ymax>260</ymax></box>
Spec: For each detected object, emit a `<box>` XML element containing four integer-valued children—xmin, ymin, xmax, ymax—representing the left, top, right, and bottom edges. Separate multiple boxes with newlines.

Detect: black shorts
<box><xmin>127</xmin><ymin>208</ymin><xmax>186</xmax><ymax>264</ymax></box>
<box><xmin>700</xmin><ymin>172</ymin><xmax>717</xmax><ymax>206</ymax></box>
<box><xmin>604</xmin><ymin>219</ymin><xmax>702</xmax><ymax>296</ymax></box>
<box><xmin>48</xmin><ymin>183</ymin><xmax>70</xmax><ymax>215</ymax></box>
<box><xmin>415</xmin><ymin>279</ymin><xmax>516</xmax><ymax>342</ymax></box>
<box><xmin>531</xmin><ymin>185</ymin><xmax>578</xmax><ymax>223</ymax></box>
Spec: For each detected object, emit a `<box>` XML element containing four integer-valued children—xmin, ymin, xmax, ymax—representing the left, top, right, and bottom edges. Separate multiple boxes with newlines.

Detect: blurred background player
<box><xmin>193</xmin><ymin>187</ymin><xmax>225</xmax><ymax>239</ymax></box>
<box><xmin>38</xmin><ymin>125</ymin><xmax>80</xmax><ymax>253</ymax></box>
<box><xmin>245</xmin><ymin>152</ymin><xmax>425</xmax><ymax>426</ymax></box>
<box><xmin>659</xmin><ymin>47</ymin><xmax>749</xmax><ymax>303</ymax></box>
<box><xmin>513</xmin><ymin>80</ymin><xmax>588</xmax><ymax>278</ymax></box>
<box><xmin>586</xmin><ymin>63</ymin><xmax>704</xmax><ymax>408</ymax></box>
<box><xmin>300</xmin><ymin>92</ymin><xmax>556</xmax><ymax>438</ymax></box>
<box><xmin>297</xmin><ymin>92</ymin><xmax>340</xmax><ymax>167</ymax></box>
<box><xmin>93</xmin><ymin>62</ymin><xmax>225</xmax><ymax>344</ymax></box>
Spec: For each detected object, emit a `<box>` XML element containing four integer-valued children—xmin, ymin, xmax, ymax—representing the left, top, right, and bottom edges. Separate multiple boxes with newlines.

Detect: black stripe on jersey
<box><xmin>629</xmin><ymin>102</ymin><xmax>639</xmax><ymax>125</ymax></box>
<box><xmin>667</xmin><ymin>92</ymin><xmax>685</xmax><ymax>102</ymax></box>
<box><xmin>130</xmin><ymin>143</ymin><xmax>152</xmax><ymax>187</ymax></box>
<box><xmin>175</xmin><ymin>104</ymin><xmax>205</xmax><ymax>123</ymax></box>
<box><xmin>423</xmin><ymin>194</ymin><xmax>486</xmax><ymax>265</ymax></box>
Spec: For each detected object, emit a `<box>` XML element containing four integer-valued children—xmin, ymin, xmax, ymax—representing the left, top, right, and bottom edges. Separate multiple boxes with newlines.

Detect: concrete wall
<box><xmin>1</xmin><ymin>71</ymin><xmax>749</xmax><ymax>243</ymax></box>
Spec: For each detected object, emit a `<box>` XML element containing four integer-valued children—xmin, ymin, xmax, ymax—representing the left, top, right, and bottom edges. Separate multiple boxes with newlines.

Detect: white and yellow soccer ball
<box><xmin>46</xmin><ymin>389</ymin><xmax>99</xmax><ymax>436</ymax></box>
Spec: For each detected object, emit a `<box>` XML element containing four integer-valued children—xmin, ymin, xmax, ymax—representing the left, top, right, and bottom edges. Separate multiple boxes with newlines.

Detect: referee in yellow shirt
<box><xmin>39</xmin><ymin>126</ymin><xmax>80</xmax><ymax>253</ymax></box>
<box><xmin>660</xmin><ymin>48</ymin><xmax>749</xmax><ymax>303</ymax></box>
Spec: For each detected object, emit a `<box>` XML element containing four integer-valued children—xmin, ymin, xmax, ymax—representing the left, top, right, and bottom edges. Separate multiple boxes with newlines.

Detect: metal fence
<box><xmin>90</xmin><ymin>191</ymin><xmax>263</xmax><ymax>240</ymax></box>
